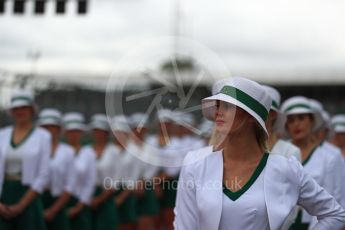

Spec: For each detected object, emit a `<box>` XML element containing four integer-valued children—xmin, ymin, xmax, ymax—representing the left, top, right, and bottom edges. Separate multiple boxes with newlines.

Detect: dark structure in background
<box><xmin>0</xmin><ymin>0</ymin><xmax>88</xmax><ymax>15</ymax></box>
<box><xmin>0</xmin><ymin>84</ymin><xmax>344</xmax><ymax>128</ymax></box>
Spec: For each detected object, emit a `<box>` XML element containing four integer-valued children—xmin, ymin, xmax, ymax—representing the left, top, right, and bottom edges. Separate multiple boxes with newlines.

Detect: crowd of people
<box><xmin>0</xmin><ymin>77</ymin><xmax>344</xmax><ymax>230</ymax></box>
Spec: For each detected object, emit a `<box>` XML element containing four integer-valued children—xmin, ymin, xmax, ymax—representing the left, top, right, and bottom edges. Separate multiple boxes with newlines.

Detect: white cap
<box><xmin>321</xmin><ymin>110</ymin><xmax>331</xmax><ymax>129</ymax></box>
<box><xmin>262</xmin><ymin>85</ymin><xmax>281</xmax><ymax>111</ymax></box>
<box><xmin>9</xmin><ymin>90</ymin><xmax>36</xmax><ymax>110</ymax></box>
<box><xmin>157</xmin><ymin>109</ymin><xmax>173</xmax><ymax>123</ymax></box>
<box><xmin>89</xmin><ymin>114</ymin><xmax>110</xmax><ymax>131</ymax></box>
<box><xmin>281</xmin><ymin>96</ymin><xmax>323</xmax><ymax>133</ymax></box>
<box><xmin>331</xmin><ymin>114</ymin><xmax>345</xmax><ymax>133</ymax></box>
<box><xmin>262</xmin><ymin>85</ymin><xmax>286</xmax><ymax>133</ymax></box>
<box><xmin>38</xmin><ymin>108</ymin><xmax>62</xmax><ymax>126</ymax></box>
<box><xmin>63</xmin><ymin>112</ymin><xmax>86</xmax><ymax>131</ymax></box>
<box><xmin>309</xmin><ymin>99</ymin><xmax>326</xmax><ymax>129</ymax></box>
<box><xmin>212</xmin><ymin>78</ymin><xmax>228</xmax><ymax>95</ymax></box>
<box><xmin>111</xmin><ymin>115</ymin><xmax>131</xmax><ymax>132</ymax></box>
<box><xmin>202</xmin><ymin>77</ymin><xmax>272</xmax><ymax>137</ymax></box>
<box><xmin>129</xmin><ymin>113</ymin><xmax>149</xmax><ymax>129</ymax></box>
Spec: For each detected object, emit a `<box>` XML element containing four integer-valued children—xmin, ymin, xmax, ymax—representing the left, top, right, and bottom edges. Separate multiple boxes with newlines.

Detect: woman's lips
<box><xmin>216</xmin><ymin>119</ymin><xmax>225</xmax><ymax>125</ymax></box>
<box><xmin>293</xmin><ymin>129</ymin><xmax>301</xmax><ymax>135</ymax></box>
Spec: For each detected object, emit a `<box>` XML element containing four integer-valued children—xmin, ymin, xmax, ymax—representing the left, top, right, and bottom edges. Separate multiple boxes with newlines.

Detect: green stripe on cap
<box><xmin>92</xmin><ymin>120</ymin><xmax>109</xmax><ymax>129</ymax></box>
<box><xmin>284</xmin><ymin>104</ymin><xmax>311</xmax><ymax>113</ymax></box>
<box><xmin>64</xmin><ymin>120</ymin><xmax>84</xmax><ymax>126</ymax></box>
<box><xmin>332</xmin><ymin>122</ymin><xmax>345</xmax><ymax>128</ymax></box>
<box><xmin>272</xmin><ymin>100</ymin><xmax>279</xmax><ymax>109</ymax></box>
<box><xmin>220</xmin><ymin>85</ymin><xmax>268</xmax><ymax>121</ymax></box>
<box><xmin>11</xmin><ymin>96</ymin><xmax>32</xmax><ymax>104</ymax></box>
<box><xmin>40</xmin><ymin>116</ymin><xmax>61</xmax><ymax>124</ymax></box>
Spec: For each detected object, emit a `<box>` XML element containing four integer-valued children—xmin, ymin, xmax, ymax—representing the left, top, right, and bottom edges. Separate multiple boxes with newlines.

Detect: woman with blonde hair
<box><xmin>174</xmin><ymin>77</ymin><xmax>345</xmax><ymax>230</ymax></box>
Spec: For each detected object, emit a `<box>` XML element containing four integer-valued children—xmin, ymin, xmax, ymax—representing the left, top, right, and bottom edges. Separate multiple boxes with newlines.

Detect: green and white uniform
<box><xmin>0</xmin><ymin>126</ymin><xmax>51</xmax><ymax>230</ymax></box>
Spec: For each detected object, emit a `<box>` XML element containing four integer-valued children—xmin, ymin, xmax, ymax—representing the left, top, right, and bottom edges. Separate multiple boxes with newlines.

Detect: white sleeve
<box><xmin>64</xmin><ymin>150</ymin><xmax>76</xmax><ymax>194</ymax></box>
<box><xmin>291</xmin><ymin>158</ymin><xmax>345</xmax><ymax>229</ymax></box>
<box><xmin>323</xmin><ymin>153</ymin><xmax>345</xmax><ymax>209</ymax></box>
<box><xmin>292</xmin><ymin>147</ymin><xmax>302</xmax><ymax>162</ymax></box>
<box><xmin>79</xmin><ymin>152</ymin><xmax>97</xmax><ymax>205</ymax></box>
<box><xmin>31</xmin><ymin>132</ymin><xmax>51</xmax><ymax>193</ymax></box>
<box><xmin>173</xmin><ymin>165</ymin><xmax>198</xmax><ymax>230</ymax></box>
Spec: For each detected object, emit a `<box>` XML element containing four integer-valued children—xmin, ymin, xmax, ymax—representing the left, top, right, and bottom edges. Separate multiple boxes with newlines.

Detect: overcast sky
<box><xmin>1</xmin><ymin>0</ymin><xmax>345</xmax><ymax>84</ymax></box>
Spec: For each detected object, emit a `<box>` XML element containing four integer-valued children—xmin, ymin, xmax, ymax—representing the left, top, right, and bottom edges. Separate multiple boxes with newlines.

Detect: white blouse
<box><xmin>48</xmin><ymin>143</ymin><xmax>75</xmax><ymax>197</ymax></box>
<box><xmin>219</xmin><ymin>170</ymin><xmax>269</xmax><ymax>230</ymax></box>
<box><xmin>5</xmin><ymin>145</ymin><xmax>23</xmax><ymax>175</ymax></box>
<box><xmin>94</xmin><ymin>144</ymin><xmax>118</xmax><ymax>186</ymax></box>
<box><xmin>65</xmin><ymin>146</ymin><xmax>97</xmax><ymax>205</ymax></box>
<box><xmin>0</xmin><ymin>126</ymin><xmax>51</xmax><ymax>196</ymax></box>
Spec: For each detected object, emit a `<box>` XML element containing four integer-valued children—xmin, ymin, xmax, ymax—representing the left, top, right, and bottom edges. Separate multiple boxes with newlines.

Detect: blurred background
<box><xmin>0</xmin><ymin>0</ymin><xmax>345</xmax><ymax>125</ymax></box>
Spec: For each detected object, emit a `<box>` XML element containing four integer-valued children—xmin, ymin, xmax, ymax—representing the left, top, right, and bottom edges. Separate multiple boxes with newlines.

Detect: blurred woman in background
<box><xmin>89</xmin><ymin>114</ymin><xmax>118</xmax><ymax>230</ymax></box>
<box><xmin>38</xmin><ymin>108</ymin><xmax>75</xmax><ymax>230</ymax></box>
<box><xmin>0</xmin><ymin>90</ymin><xmax>51</xmax><ymax>230</ymax></box>
<box><xmin>63</xmin><ymin>112</ymin><xmax>97</xmax><ymax>230</ymax></box>
<box><xmin>282</xmin><ymin>96</ymin><xmax>345</xmax><ymax>229</ymax></box>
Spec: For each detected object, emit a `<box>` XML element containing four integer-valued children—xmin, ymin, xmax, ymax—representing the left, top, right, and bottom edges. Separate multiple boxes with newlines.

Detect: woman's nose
<box><xmin>215</xmin><ymin>108</ymin><xmax>223</xmax><ymax>118</ymax></box>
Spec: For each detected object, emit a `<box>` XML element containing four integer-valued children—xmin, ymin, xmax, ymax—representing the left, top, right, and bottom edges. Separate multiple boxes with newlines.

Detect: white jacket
<box><xmin>0</xmin><ymin>126</ymin><xmax>51</xmax><ymax>195</ymax></box>
<box><xmin>66</xmin><ymin>146</ymin><xmax>97</xmax><ymax>205</ymax></box>
<box><xmin>174</xmin><ymin>146</ymin><xmax>345</xmax><ymax>230</ymax></box>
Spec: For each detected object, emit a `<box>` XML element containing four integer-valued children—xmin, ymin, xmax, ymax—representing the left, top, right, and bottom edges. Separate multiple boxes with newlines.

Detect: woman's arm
<box><xmin>6</xmin><ymin>189</ymin><xmax>38</xmax><ymax>218</ymax></box>
<box><xmin>323</xmin><ymin>152</ymin><xmax>345</xmax><ymax>209</ymax></box>
<box><xmin>91</xmin><ymin>189</ymin><xmax>114</xmax><ymax>210</ymax></box>
<box><xmin>173</xmin><ymin>165</ymin><xmax>198</xmax><ymax>230</ymax></box>
<box><xmin>293</xmin><ymin>158</ymin><xmax>345</xmax><ymax>229</ymax></box>
<box><xmin>44</xmin><ymin>192</ymin><xmax>71</xmax><ymax>222</ymax></box>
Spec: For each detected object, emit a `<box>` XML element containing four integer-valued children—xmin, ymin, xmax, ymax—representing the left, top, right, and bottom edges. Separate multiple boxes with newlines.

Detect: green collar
<box><xmin>302</xmin><ymin>146</ymin><xmax>317</xmax><ymax>166</ymax></box>
<box><xmin>223</xmin><ymin>153</ymin><xmax>269</xmax><ymax>201</ymax></box>
<box><xmin>10</xmin><ymin>127</ymin><xmax>36</xmax><ymax>149</ymax></box>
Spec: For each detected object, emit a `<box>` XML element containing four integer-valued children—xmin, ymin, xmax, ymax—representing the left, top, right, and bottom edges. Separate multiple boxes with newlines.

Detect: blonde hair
<box><xmin>254</xmin><ymin>122</ymin><xmax>268</xmax><ymax>152</ymax></box>
<box><xmin>209</xmin><ymin>121</ymin><xmax>267</xmax><ymax>152</ymax></box>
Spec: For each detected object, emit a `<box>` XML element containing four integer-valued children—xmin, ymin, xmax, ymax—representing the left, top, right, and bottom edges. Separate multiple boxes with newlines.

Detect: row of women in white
<box><xmin>0</xmin><ymin>76</ymin><xmax>345</xmax><ymax>230</ymax></box>
<box><xmin>174</xmin><ymin>77</ymin><xmax>345</xmax><ymax>230</ymax></box>
<box><xmin>0</xmin><ymin>89</ymin><xmax>206</xmax><ymax>230</ymax></box>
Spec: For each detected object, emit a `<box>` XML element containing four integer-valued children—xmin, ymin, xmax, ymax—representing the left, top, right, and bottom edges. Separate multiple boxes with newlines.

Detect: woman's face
<box><xmin>215</xmin><ymin>101</ymin><xmax>250</xmax><ymax>135</ymax></box>
<box><xmin>286</xmin><ymin>113</ymin><xmax>313</xmax><ymax>141</ymax></box>
<box><xmin>65</xmin><ymin>130</ymin><xmax>83</xmax><ymax>145</ymax></box>
<box><xmin>92</xmin><ymin>129</ymin><xmax>109</xmax><ymax>143</ymax></box>
<box><xmin>41</xmin><ymin>125</ymin><xmax>61</xmax><ymax>139</ymax></box>
<box><xmin>11</xmin><ymin>106</ymin><xmax>34</xmax><ymax>124</ymax></box>
<box><xmin>334</xmin><ymin>133</ymin><xmax>345</xmax><ymax>149</ymax></box>
<box><xmin>113</xmin><ymin>131</ymin><xmax>128</xmax><ymax>145</ymax></box>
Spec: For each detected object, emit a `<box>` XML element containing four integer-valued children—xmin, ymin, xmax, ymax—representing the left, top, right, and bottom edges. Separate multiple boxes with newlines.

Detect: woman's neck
<box><xmin>222</xmin><ymin>126</ymin><xmax>263</xmax><ymax>162</ymax></box>
<box><xmin>15</xmin><ymin>122</ymin><xmax>33</xmax><ymax>131</ymax></box>
<box><xmin>293</xmin><ymin>137</ymin><xmax>315</xmax><ymax>161</ymax></box>
<box><xmin>71</xmin><ymin>143</ymin><xmax>81</xmax><ymax>153</ymax></box>
<box><xmin>94</xmin><ymin>140</ymin><xmax>107</xmax><ymax>148</ymax></box>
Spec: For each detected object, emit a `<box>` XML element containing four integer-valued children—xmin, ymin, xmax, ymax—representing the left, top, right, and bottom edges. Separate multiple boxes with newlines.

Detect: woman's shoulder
<box><xmin>0</xmin><ymin>125</ymin><xmax>13</xmax><ymax>136</ymax></box>
<box><xmin>267</xmin><ymin>154</ymin><xmax>304</xmax><ymax>180</ymax></box>
<box><xmin>182</xmin><ymin>145</ymin><xmax>222</xmax><ymax>175</ymax></box>
<box><xmin>34</xmin><ymin>126</ymin><xmax>51</xmax><ymax>139</ymax></box>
